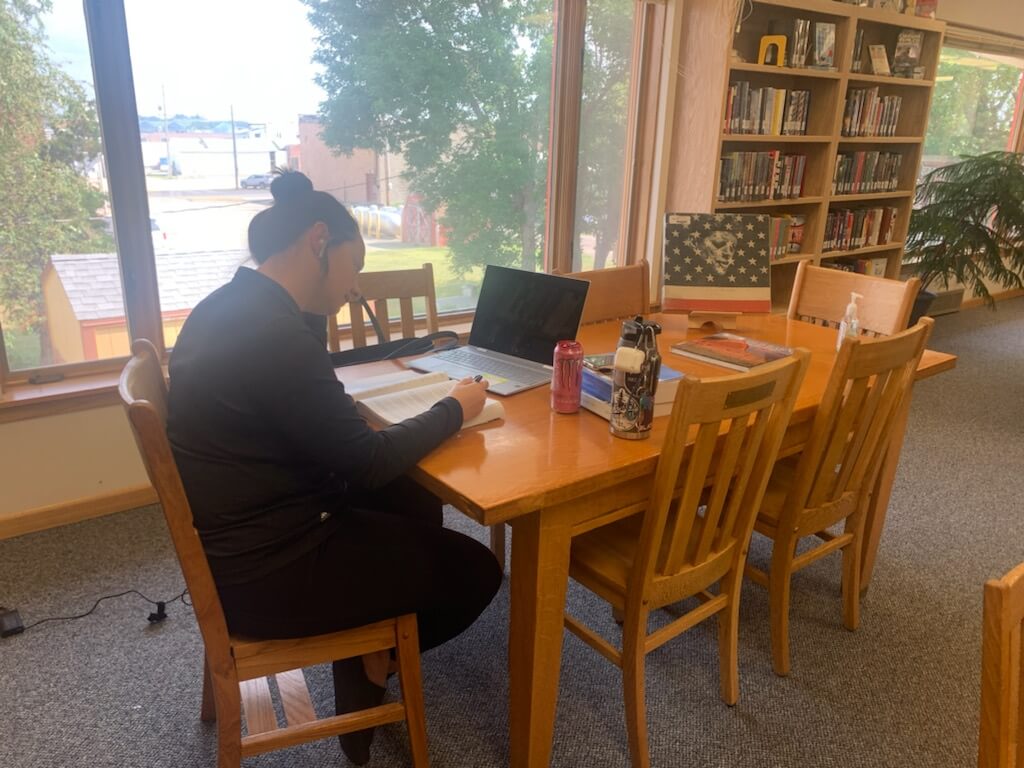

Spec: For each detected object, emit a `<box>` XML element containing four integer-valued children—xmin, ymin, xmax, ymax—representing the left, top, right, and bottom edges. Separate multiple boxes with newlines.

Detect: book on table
<box><xmin>344</xmin><ymin>370</ymin><xmax>505</xmax><ymax>428</ymax></box>
<box><xmin>580</xmin><ymin>391</ymin><xmax>674</xmax><ymax>422</ymax></box>
<box><xmin>581</xmin><ymin>359</ymin><xmax>683</xmax><ymax>405</ymax></box>
<box><xmin>670</xmin><ymin>333</ymin><xmax>792</xmax><ymax>372</ymax></box>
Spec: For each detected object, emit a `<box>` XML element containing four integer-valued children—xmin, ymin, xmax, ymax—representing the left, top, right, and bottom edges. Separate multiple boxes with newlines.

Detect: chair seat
<box><xmin>755</xmin><ymin>456</ymin><xmax>800</xmax><ymax>528</ymax></box>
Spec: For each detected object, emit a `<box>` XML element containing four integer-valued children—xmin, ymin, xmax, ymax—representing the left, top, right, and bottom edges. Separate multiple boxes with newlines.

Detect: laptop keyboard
<box><xmin>443</xmin><ymin>348</ymin><xmax>551</xmax><ymax>385</ymax></box>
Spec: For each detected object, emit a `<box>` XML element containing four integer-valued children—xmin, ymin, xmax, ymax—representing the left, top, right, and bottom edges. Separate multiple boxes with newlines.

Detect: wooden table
<box><xmin>337</xmin><ymin>312</ymin><xmax>956</xmax><ymax>768</ymax></box>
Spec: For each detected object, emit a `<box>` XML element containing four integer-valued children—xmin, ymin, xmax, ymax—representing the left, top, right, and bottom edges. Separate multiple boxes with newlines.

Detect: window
<box><xmin>0</xmin><ymin>0</ymin><xmax>646</xmax><ymax>385</ymax></box>
<box><xmin>922</xmin><ymin>47</ymin><xmax>1024</xmax><ymax>178</ymax></box>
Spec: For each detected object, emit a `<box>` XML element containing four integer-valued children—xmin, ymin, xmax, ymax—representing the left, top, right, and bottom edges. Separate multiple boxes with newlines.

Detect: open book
<box><xmin>345</xmin><ymin>370</ymin><xmax>505</xmax><ymax>429</ymax></box>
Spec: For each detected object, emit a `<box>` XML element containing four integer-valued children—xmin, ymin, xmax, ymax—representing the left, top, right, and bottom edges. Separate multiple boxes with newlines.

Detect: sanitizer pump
<box><xmin>837</xmin><ymin>292</ymin><xmax>863</xmax><ymax>351</ymax></box>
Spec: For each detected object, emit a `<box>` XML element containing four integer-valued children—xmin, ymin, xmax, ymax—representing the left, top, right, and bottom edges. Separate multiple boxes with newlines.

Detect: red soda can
<box><xmin>551</xmin><ymin>340</ymin><xmax>584</xmax><ymax>414</ymax></box>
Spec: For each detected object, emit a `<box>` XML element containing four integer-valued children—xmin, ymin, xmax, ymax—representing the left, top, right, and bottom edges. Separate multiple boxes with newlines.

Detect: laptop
<box><xmin>408</xmin><ymin>265</ymin><xmax>590</xmax><ymax>395</ymax></box>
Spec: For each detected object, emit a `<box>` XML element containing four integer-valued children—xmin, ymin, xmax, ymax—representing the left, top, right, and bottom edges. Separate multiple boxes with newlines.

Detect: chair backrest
<box><xmin>328</xmin><ymin>263</ymin><xmax>439</xmax><ymax>351</ymax></box>
<box><xmin>118</xmin><ymin>339</ymin><xmax>234</xmax><ymax>665</ymax></box>
<box><xmin>979</xmin><ymin>561</ymin><xmax>1024</xmax><ymax>768</ymax></box>
<box><xmin>561</xmin><ymin>260</ymin><xmax>650</xmax><ymax>325</ymax></box>
<box><xmin>788</xmin><ymin>261</ymin><xmax>921</xmax><ymax>337</ymax></box>
<box><xmin>778</xmin><ymin>317</ymin><xmax>934</xmax><ymax>532</ymax></box>
<box><xmin>631</xmin><ymin>350</ymin><xmax>810</xmax><ymax>601</ymax></box>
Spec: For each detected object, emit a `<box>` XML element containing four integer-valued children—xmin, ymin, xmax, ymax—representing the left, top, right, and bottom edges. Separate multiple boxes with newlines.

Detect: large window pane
<box><xmin>1</xmin><ymin>1</ymin><xmax>122</xmax><ymax>370</ymax></box>
<box><xmin>573</xmin><ymin>1</ymin><xmax>637</xmax><ymax>271</ymax></box>
<box><xmin>922</xmin><ymin>47</ymin><xmax>1024</xmax><ymax>178</ymax></box>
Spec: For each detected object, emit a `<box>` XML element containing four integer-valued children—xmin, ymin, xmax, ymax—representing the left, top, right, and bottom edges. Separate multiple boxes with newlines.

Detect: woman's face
<box><xmin>315</xmin><ymin>235</ymin><xmax>365</xmax><ymax>314</ymax></box>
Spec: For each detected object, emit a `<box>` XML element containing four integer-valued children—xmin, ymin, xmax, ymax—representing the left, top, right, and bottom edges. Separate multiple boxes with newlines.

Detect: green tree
<box><xmin>0</xmin><ymin>0</ymin><xmax>110</xmax><ymax>365</ymax></box>
<box><xmin>309</xmin><ymin>1</ymin><xmax>636</xmax><ymax>276</ymax></box>
<box><xmin>924</xmin><ymin>50</ymin><xmax>1023</xmax><ymax>159</ymax></box>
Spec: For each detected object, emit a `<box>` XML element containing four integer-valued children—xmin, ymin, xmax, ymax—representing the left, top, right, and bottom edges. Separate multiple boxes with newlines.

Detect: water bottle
<box><xmin>551</xmin><ymin>340</ymin><xmax>584</xmax><ymax>414</ymax></box>
<box><xmin>610</xmin><ymin>317</ymin><xmax>662</xmax><ymax>440</ymax></box>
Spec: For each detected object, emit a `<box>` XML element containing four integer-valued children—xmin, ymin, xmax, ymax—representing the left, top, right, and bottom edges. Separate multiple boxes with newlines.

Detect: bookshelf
<box><xmin>665</xmin><ymin>0</ymin><xmax>945</xmax><ymax>311</ymax></box>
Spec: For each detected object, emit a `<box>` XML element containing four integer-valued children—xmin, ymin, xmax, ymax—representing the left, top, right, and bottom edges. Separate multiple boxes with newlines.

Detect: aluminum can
<box><xmin>551</xmin><ymin>340</ymin><xmax>584</xmax><ymax>414</ymax></box>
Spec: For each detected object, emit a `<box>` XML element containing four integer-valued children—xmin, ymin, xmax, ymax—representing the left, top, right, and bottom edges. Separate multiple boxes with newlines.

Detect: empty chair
<box><xmin>564</xmin><ymin>350</ymin><xmax>810</xmax><ymax>768</ymax></box>
<box><xmin>561</xmin><ymin>260</ymin><xmax>650</xmax><ymax>324</ymax></box>
<box><xmin>746</xmin><ymin>318</ymin><xmax>934</xmax><ymax>676</ymax></box>
<box><xmin>979</xmin><ymin>561</ymin><xmax>1024</xmax><ymax>768</ymax></box>
<box><xmin>119</xmin><ymin>339</ymin><xmax>430</xmax><ymax>768</ymax></box>
<box><xmin>329</xmin><ymin>263</ymin><xmax>439</xmax><ymax>352</ymax></box>
<box><xmin>788</xmin><ymin>260</ymin><xmax>921</xmax><ymax>337</ymax></box>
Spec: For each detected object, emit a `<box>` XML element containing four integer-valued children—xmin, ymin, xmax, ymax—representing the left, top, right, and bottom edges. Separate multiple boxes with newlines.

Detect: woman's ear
<box><xmin>308</xmin><ymin>221</ymin><xmax>329</xmax><ymax>254</ymax></box>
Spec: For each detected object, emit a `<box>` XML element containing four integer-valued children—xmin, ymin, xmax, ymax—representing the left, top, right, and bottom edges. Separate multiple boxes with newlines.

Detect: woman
<box><xmin>166</xmin><ymin>172</ymin><xmax>501</xmax><ymax>765</ymax></box>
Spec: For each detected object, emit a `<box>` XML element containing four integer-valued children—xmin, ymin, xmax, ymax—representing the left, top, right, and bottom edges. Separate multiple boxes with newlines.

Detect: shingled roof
<box><xmin>49</xmin><ymin>250</ymin><xmax>254</xmax><ymax>321</ymax></box>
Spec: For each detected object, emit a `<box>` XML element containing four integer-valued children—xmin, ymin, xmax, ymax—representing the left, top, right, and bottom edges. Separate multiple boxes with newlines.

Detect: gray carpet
<box><xmin>2</xmin><ymin>297</ymin><xmax>1022</xmax><ymax>768</ymax></box>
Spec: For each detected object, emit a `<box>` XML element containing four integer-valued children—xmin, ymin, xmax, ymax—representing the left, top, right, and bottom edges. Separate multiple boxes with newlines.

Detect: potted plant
<box><xmin>905</xmin><ymin>151</ymin><xmax>1024</xmax><ymax>321</ymax></box>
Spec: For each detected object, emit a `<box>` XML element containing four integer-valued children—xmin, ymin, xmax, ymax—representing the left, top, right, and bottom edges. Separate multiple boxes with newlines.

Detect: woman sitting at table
<box><xmin>166</xmin><ymin>171</ymin><xmax>501</xmax><ymax>765</ymax></box>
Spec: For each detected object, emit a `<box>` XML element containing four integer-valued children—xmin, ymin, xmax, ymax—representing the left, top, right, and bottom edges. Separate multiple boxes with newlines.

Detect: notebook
<box><xmin>408</xmin><ymin>265</ymin><xmax>590</xmax><ymax>395</ymax></box>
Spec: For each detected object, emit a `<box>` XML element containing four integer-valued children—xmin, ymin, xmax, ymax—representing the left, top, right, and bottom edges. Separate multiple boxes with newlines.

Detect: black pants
<box><xmin>217</xmin><ymin>477</ymin><xmax>502</xmax><ymax>685</ymax></box>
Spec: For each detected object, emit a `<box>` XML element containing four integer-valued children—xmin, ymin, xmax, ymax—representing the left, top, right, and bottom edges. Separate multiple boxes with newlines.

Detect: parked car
<box><xmin>241</xmin><ymin>173</ymin><xmax>273</xmax><ymax>189</ymax></box>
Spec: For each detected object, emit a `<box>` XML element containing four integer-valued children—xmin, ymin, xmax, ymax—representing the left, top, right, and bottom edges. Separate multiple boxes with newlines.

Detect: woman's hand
<box><xmin>448</xmin><ymin>377</ymin><xmax>490</xmax><ymax>422</ymax></box>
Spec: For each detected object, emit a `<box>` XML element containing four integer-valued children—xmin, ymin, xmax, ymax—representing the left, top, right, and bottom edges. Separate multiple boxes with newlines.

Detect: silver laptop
<box><xmin>408</xmin><ymin>265</ymin><xmax>590</xmax><ymax>395</ymax></box>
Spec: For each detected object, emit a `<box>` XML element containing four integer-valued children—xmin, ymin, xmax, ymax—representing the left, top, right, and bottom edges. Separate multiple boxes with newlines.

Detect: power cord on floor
<box><xmin>9</xmin><ymin>588</ymin><xmax>192</xmax><ymax>634</ymax></box>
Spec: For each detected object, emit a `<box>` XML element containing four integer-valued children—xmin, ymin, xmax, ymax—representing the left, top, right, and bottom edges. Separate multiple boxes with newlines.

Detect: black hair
<box><xmin>247</xmin><ymin>171</ymin><xmax>360</xmax><ymax>264</ymax></box>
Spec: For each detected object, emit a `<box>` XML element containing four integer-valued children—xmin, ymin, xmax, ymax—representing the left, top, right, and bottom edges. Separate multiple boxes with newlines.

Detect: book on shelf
<box><xmin>824</xmin><ymin>206</ymin><xmax>898</xmax><ymax>252</ymax></box>
<box><xmin>851</xmin><ymin>28</ymin><xmax>866</xmax><ymax>73</ymax></box>
<box><xmin>663</xmin><ymin>213</ymin><xmax>772</xmax><ymax>314</ymax></box>
<box><xmin>869</xmin><ymin>44</ymin><xmax>891</xmax><ymax>76</ymax></box>
<box><xmin>768</xmin><ymin>214</ymin><xmax>806</xmax><ymax>260</ymax></box>
<box><xmin>824</xmin><ymin>256</ymin><xmax>889</xmax><ymax>276</ymax></box>
<box><xmin>811</xmin><ymin>21</ymin><xmax>836</xmax><ymax>69</ymax></box>
<box><xmin>893</xmin><ymin>29</ymin><xmax>924</xmax><ymax>78</ymax></box>
<box><xmin>671</xmin><ymin>333</ymin><xmax>793</xmax><ymax>372</ymax></box>
<box><xmin>790</xmin><ymin>18</ymin><xmax>811</xmax><ymax>68</ymax></box>
<box><xmin>832</xmin><ymin>151</ymin><xmax>903</xmax><ymax>195</ymax></box>
<box><xmin>581</xmin><ymin>362</ymin><xmax>683</xmax><ymax>406</ymax></box>
<box><xmin>580</xmin><ymin>391</ymin><xmax>674</xmax><ymax>422</ymax></box>
<box><xmin>346</xmin><ymin>370</ymin><xmax>505</xmax><ymax>428</ymax></box>
<box><xmin>724</xmin><ymin>83</ymin><xmax>809</xmax><ymax>136</ymax></box>
<box><xmin>717</xmin><ymin>151</ymin><xmax>807</xmax><ymax>202</ymax></box>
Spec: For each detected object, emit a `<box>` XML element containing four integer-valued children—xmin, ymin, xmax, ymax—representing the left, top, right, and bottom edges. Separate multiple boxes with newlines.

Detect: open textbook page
<box><xmin>348</xmin><ymin>370</ymin><xmax>505</xmax><ymax>428</ymax></box>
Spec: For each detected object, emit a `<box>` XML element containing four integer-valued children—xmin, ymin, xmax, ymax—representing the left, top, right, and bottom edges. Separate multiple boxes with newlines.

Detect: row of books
<box><xmin>824</xmin><ymin>255</ymin><xmax>890</xmax><ymax>277</ymax></box>
<box><xmin>823</xmin><ymin>206</ymin><xmax>898</xmax><ymax>252</ymax></box>
<box><xmin>717</xmin><ymin>151</ymin><xmax>807</xmax><ymax>202</ymax></box>
<box><xmin>768</xmin><ymin>214</ymin><xmax>807</xmax><ymax>260</ymax></box>
<box><xmin>832</xmin><ymin>151</ymin><xmax>904</xmax><ymax>195</ymax></box>
<box><xmin>842</xmin><ymin>88</ymin><xmax>903</xmax><ymax>137</ymax></box>
<box><xmin>724</xmin><ymin>83</ymin><xmax>811</xmax><ymax>136</ymax></box>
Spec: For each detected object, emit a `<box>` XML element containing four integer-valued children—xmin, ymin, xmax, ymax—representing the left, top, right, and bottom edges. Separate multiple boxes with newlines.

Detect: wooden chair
<box><xmin>979</xmin><ymin>561</ymin><xmax>1024</xmax><ymax>768</ymax></box>
<box><xmin>788</xmin><ymin>260</ymin><xmax>921</xmax><ymax>337</ymax></box>
<box><xmin>746</xmin><ymin>317</ymin><xmax>934</xmax><ymax>677</ymax></box>
<box><xmin>560</xmin><ymin>260</ymin><xmax>651</xmax><ymax>324</ymax></box>
<box><xmin>564</xmin><ymin>350</ymin><xmax>810</xmax><ymax>768</ymax></box>
<box><xmin>328</xmin><ymin>263</ymin><xmax>439</xmax><ymax>352</ymax></box>
<box><xmin>119</xmin><ymin>339</ymin><xmax>430</xmax><ymax>768</ymax></box>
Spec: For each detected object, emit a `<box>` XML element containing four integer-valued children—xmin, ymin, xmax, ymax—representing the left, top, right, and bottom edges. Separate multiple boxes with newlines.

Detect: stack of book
<box><xmin>670</xmin><ymin>333</ymin><xmax>792</xmax><ymax>373</ymax></box>
<box><xmin>842</xmin><ymin>88</ymin><xmax>903</xmax><ymax>137</ymax></box>
<box><xmin>824</xmin><ymin>206</ymin><xmax>898</xmax><ymax>252</ymax></box>
<box><xmin>717</xmin><ymin>151</ymin><xmax>807</xmax><ymax>202</ymax></box>
<box><xmin>832</xmin><ymin>151</ymin><xmax>903</xmax><ymax>195</ymax></box>
<box><xmin>769</xmin><ymin>214</ymin><xmax>807</xmax><ymax>260</ymax></box>
<box><xmin>580</xmin><ymin>362</ymin><xmax>683</xmax><ymax>421</ymax></box>
<box><xmin>724</xmin><ymin>83</ymin><xmax>810</xmax><ymax>136</ymax></box>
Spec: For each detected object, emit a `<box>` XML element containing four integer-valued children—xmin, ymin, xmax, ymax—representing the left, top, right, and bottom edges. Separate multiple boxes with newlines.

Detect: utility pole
<box><xmin>162</xmin><ymin>84</ymin><xmax>170</xmax><ymax>176</ymax></box>
<box><xmin>230</xmin><ymin>104</ymin><xmax>240</xmax><ymax>190</ymax></box>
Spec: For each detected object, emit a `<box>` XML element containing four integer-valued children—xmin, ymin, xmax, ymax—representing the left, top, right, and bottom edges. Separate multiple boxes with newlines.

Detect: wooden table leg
<box><xmin>490</xmin><ymin>523</ymin><xmax>507</xmax><ymax>573</ymax></box>
<box><xmin>508</xmin><ymin>509</ymin><xmax>573</xmax><ymax>768</ymax></box>
<box><xmin>860</xmin><ymin>394</ymin><xmax>912</xmax><ymax>594</ymax></box>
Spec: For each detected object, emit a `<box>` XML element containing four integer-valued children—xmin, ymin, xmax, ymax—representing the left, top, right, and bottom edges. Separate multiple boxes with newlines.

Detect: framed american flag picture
<box><xmin>662</xmin><ymin>213</ymin><xmax>772</xmax><ymax>313</ymax></box>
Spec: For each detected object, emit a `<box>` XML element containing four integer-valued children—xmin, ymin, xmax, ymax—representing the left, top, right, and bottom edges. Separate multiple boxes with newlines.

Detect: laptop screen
<box><xmin>468</xmin><ymin>266</ymin><xmax>590</xmax><ymax>366</ymax></box>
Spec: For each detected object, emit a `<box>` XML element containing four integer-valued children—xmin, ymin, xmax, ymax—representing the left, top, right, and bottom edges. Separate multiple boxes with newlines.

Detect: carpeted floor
<box><xmin>1</xmin><ymin>297</ymin><xmax>1022</xmax><ymax>768</ymax></box>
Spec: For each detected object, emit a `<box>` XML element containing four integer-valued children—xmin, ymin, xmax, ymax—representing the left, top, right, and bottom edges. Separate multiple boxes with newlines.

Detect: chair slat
<box><xmin>240</xmin><ymin>676</ymin><xmax>278</xmax><ymax>735</ymax></box>
<box><xmin>693</xmin><ymin>415</ymin><xmax>749</xmax><ymax>563</ymax></box>
<box><xmin>276</xmin><ymin>669</ymin><xmax>316</xmax><ymax>727</ymax></box>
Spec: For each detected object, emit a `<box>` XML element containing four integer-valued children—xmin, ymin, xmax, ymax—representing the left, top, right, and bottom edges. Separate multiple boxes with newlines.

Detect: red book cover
<box><xmin>671</xmin><ymin>333</ymin><xmax>792</xmax><ymax>372</ymax></box>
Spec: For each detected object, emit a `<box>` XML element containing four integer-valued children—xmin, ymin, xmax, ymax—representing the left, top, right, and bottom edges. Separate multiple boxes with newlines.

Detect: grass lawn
<box><xmin>364</xmin><ymin>243</ymin><xmax>483</xmax><ymax>313</ymax></box>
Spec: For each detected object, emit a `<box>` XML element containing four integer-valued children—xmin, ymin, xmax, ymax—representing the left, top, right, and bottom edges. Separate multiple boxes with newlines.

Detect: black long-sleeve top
<box><xmin>166</xmin><ymin>268</ymin><xmax>463</xmax><ymax>585</ymax></box>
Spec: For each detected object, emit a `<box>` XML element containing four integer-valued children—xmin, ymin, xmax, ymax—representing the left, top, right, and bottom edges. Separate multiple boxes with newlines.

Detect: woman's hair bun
<box><xmin>270</xmin><ymin>171</ymin><xmax>314</xmax><ymax>204</ymax></box>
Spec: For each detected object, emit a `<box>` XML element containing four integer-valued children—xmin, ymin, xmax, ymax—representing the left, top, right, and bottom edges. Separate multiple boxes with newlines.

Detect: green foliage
<box><xmin>924</xmin><ymin>50</ymin><xmax>1022</xmax><ymax>159</ymax></box>
<box><xmin>907</xmin><ymin>152</ymin><xmax>1024</xmax><ymax>304</ymax></box>
<box><xmin>0</xmin><ymin>0</ymin><xmax>111</xmax><ymax>343</ymax></box>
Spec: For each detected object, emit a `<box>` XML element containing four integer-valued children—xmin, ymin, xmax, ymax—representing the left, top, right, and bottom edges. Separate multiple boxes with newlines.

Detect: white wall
<box><xmin>937</xmin><ymin>0</ymin><xmax>1024</xmax><ymax>38</ymax></box>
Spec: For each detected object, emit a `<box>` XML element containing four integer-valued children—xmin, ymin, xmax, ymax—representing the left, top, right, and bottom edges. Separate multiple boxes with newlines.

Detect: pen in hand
<box><xmin>473</xmin><ymin>374</ymin><xmax>484</xmax><ymax>382</ymax></box>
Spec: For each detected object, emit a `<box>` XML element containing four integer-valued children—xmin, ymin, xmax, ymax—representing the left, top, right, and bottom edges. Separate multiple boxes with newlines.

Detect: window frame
<box><xmin>0</xmin><ymin>0</ymin><xmax>658</xmax><ymax>392</ymax></box>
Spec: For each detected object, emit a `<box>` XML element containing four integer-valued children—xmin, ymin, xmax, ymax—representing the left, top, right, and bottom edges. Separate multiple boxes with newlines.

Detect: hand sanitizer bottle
<box><xmin>837</xmin><ymin>291</ymin><xmax>863</xmax><ymax>351</ymax></box>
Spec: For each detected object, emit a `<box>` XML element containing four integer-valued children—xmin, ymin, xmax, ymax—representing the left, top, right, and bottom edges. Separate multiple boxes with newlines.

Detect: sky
<box><xmin>41</xmin><ymin>0</ymin><xmax>327</xmax><ymax>140</ymax></box>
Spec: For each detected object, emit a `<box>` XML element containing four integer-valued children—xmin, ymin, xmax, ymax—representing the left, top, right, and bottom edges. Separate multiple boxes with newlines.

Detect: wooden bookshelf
<box><xmin>665</xmin><ymin>0</ymin><xmax>944</xmax><ymax>310</ymax></box>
